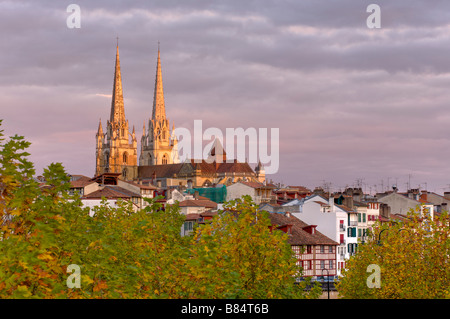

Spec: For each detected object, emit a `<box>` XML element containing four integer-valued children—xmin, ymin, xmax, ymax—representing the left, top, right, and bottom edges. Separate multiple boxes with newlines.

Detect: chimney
<box><xmin>329</xmin><ymin>195</ymin><xmax>335</xmax><ymax>212</ymax></box>
<box><xmin>343</xmin><ymin>195</ymin><xmax>353</xmax><ymax>209</ymax></box>
<box><xmin>444</xmin><ymin>192</ymin><xmax>450</xmax><ymax>200</ymax></box>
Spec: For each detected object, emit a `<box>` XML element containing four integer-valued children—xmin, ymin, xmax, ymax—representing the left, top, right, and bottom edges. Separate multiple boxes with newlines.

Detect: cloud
<box><xmin>2</xmin><ymin>1</ymin><xmax>450</xmax><ymax>193</ymax></box>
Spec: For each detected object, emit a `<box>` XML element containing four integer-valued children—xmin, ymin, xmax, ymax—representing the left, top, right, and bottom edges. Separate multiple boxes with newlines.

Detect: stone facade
<box><xmin>139</xmin><ymin>48</ymin><xmax>179</xmax><ymax>166</ymax></box>
<box><xmin>95</xmin><ymin>44</ymin><xmax>259</xmax><ymax>186</ymax></box>
<box><xmin>95</xmin><ymin>45</ymin><xmax>138</xmax><ymax>181</ymax></box>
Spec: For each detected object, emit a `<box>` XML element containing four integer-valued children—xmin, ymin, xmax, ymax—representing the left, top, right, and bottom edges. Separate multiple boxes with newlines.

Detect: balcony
<box><xmin>339</xmin><ymin>225</ymin><xmax>346</xmax><ymax>232</ymax></box>
<box><xmin>349</xmin><ymin>221</ymin><xmax>358</xmax><ymax>226</ymax></box>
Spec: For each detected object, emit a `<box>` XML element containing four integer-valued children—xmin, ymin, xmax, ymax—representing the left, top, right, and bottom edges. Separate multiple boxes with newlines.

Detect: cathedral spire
<box><xmin>110</xmin><ymin>42</ymin><xmax>125</xmax><ymax>124</ymax></box>
<box><xmin>97</xmin><ymin>118</ymin><xmax>103</xmax><ymax>135</ymax></box>
<box><xmin>152</xmin><ymin>44</ymin><xmax>166</xmax><ymax>122</ymax></box>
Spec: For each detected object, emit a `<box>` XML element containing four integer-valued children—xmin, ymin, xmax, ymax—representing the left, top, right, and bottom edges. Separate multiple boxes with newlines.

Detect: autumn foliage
<box><xmin>0</xmin><ymin>121</ymin><xmax>316</xmax><ymax>299</ymax></box>
<box><xmin>336</xmin><ymin>206</ymin><xmax>450</xmax><ymax>299</ymax></box>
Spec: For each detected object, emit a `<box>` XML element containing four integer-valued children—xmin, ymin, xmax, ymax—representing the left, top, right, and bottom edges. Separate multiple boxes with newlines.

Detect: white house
<box><xmin>283</xmin><ymin>194</ymin><xmax>359</xmax><ymax>276</ymax></box>
<box><xmin>226</xmin><ymin>181</ymin><xmax>275</xmax><ymax>204</ymax></box>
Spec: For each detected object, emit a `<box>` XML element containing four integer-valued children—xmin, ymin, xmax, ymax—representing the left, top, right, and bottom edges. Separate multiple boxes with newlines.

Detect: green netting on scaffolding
<box><xmin>186</xmin><ymin>184</ymin><xmax>227</xmax><ymax>203</ymax></box>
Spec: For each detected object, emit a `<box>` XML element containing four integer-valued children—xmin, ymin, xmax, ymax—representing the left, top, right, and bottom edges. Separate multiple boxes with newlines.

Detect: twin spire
<box><xmin>108</xmin><ymin>40</ymin><xmax>166</xmax><ymax>126</ymax></box>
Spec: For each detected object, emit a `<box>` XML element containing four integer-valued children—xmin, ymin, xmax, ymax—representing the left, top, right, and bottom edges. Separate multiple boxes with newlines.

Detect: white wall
<box><xmin>226</xmin><ymin>183</ymin><xmax>256</xmax><ymax>202</ymax></box>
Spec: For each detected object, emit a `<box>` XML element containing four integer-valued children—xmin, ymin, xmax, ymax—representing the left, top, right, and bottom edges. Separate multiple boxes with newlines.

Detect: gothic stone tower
<box><xmin>96</xmin><ymin>44</ymin><xmax>138</xmax><ymax>180</ymax></box>
<box><xmin>140</xmin><ymin>47</ymin><xmax>179</xmax><ymax>166</ymax></box>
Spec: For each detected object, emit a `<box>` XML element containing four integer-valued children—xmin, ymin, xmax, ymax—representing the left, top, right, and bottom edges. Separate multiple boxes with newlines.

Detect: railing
<box><xmin>349</xmin><ymin>221</ymin><xmax>358</xmax><ymax>226</ymax></box>
<box><xmin>339</xmin><ymin>225</ymin><xmax>346</xmax><ymax>232</ymax></box>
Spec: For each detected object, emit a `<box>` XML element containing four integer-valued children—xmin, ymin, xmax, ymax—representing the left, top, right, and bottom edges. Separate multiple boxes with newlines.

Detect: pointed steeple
<box><xmin>152</xmin><ymin>43</ymin><xmax>166</xmax><ymax>122</ymax></box>
<box><xmin>110</xmin><ymin>42</ymin><xmax>125</xmax><ymax>124</ymax></box>
<box><xmin>97</xmin><ymin>118</ymin><xmax>103</xmax><ymax>136</ymax></box>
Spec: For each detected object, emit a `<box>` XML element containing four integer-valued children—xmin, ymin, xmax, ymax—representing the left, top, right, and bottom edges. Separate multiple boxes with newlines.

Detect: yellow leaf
<box><xmin>82</xmin><ymin>275</ymin><xmax>94</xmax><ymax>285</ymax></box>
<box><xmin>37</xmin><ymin>253</ymin><xmax>53</xmax><ymax>261</ymax></box>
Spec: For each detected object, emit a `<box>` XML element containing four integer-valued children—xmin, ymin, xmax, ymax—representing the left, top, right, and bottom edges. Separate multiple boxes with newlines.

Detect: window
<box><xmin>329</xmin><ymin>246</ymin><xmax>333</xmax><ymax>253</ymax></box>
<box><xmin>162</xmin><ymin>154</ymin><xmax>168</xmax><ymax>164</ymax></box>
<box><xmin>320</xmin><ymin>246</ymin><xmax>325</xmax><ymax>254</ymax></box>
<box><xmin>329</xmin><ymin>260</ymin><xmax>333</xmax><ymax>269</ymax></box>
<box><xmin>320</xmin><ymin>260</ymin><xmax>325</xmax><ymax>269</ymax></box>
<box><xmin>184</xmin><ymin>221</ymin><xmax>193</xmax><ymax>231</ymax></box>
<box><xmin>148</xmin><ymin>154</ymin><xmax>152</xmax><ymax>165</ymax></box>
<box><xmin>340</xmin><ymin>234</ymin><xmax>344</xmax><ymax>244</ymax></box>
<box><xmin>123</xmin><ymin>152</ymin><xmax>128</xmax><ymax>164</ymax></box>
<box><xmin>363</xmin><ymin>213</ymin><xmax>366</xmax><ymax>223</ymax></box>
<box><xmin>306</xmin><ymin>245</ymin><xmax>312</xmax><ymax>254</ymax></box>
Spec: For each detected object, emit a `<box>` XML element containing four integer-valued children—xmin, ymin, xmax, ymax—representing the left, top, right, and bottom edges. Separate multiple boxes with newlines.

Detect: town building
<box><xmin>226</xmin><ymin>180</ymin><xmax>276</xmax><ymax>204</ymax></box>
<box><xmin>282</xmin><ymin>194</ymin><xmax>359</xmax><ymax>276</ymax></box>
<box><xmin>377</xmin><ymin>189</ymin><xmax>435</xmax><ymax>219</ymax></box>
<box><xmin>268</xmin><ymin>212</ymin><xmax>338</xmax><ymax>280</ymax></box>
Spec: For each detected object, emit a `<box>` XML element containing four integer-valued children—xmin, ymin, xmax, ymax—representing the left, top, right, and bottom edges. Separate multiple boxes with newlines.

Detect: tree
<box><xmin>0</xmin><ymin>120</ymin><xmax>318</xmax><ymax>299</ymax></box>
<box><xmin>182</xmin><ymin>196</ymin><xmax>321</xmax><ymax>299</ymax></box>
<box><xmin>336</xmin><ymin>206</ymin><xmax>450</xmax><ymax>299</ymax></box>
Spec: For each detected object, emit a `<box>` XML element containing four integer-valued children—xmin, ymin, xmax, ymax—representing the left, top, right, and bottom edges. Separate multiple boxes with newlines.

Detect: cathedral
<box><xmin>95</xmin><ymin>43</ymin><xmax>264</xmax><ymax>188</ymax></box>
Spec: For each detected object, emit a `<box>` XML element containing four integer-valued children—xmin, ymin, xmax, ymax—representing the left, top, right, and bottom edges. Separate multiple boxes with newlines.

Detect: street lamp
<box><xmin>377</xmin><ymin>228</ymin><xmax>411</xmax><ymax>245</ymax></box>
<box><xmin>321</xmin><ymin>268</ymin><xmax>330</xmax><ymax>299</ymax></box>
<box><xmin>377</xmin><ymin>229</ymin><xmax>389</xmax><ymax>246</ymax></box>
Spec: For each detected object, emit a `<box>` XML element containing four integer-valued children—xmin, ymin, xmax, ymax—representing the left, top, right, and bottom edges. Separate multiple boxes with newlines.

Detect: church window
<box><xmin>162</xmin><ymin>154</ymin><xmax>168</xmax><ymax>165</ymax></box>
<box><xmin>148</xmin><ymin>154</ymin><xmax>152</xmax><ymax>165</ymax></box>
<box><xmin>123</xmin><ymin>152</ymin><xmax>128</xmax><ymax>164</ymax></box>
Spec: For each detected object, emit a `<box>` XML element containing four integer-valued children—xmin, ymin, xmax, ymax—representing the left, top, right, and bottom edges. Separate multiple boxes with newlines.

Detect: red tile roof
<box><xmin>178</xmin><ymin>199</ymin><xmax>218</xmax><ymax>209</ymax></box>
<box><xmin>239</xmin><ymin>181</ymin><xmax>276</xmax><ymax>189</ymax></box>
<box><xmin>82</xmin><ymin>185</ymin><xmax>140</xmax><ymax>199</ymax></box>
<box><xmin>70</xmin><ymin>175</ymin><xmax>94</xmax><ymax>188</ymax></box>
<box><xmin>269</xmin><ymin>213</ymin><xmax>338</xmax><ymax>246</ymax></box>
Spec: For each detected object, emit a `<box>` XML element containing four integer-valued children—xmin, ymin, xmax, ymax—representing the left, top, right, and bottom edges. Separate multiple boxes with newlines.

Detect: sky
<box><xmin>2</xmin><ymin>0</ymin><xmax>450</xmax><ymax>194</ymax></box>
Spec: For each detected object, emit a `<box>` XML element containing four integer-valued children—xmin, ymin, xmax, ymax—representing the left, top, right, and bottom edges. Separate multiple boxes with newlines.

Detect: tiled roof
<box><xmin>185</xmin><ymin>210</ymin><xmax>218</xmax><ymax>221</ymax></box>
<box><xmin>335</xmin><ymin>204</ymin><xmax>357</xmax><ymax>213</ymax></box>
<box><xmin>138</xmin><ymin>163</ymin><xmax>186</xmax><ymax>179</ymax></box>
<box><xmin>239</xmin><ymin>181</ymin><xmax>275</xmax><ymax>189</ymax></box>
<box><xmin>178</xmin><ymin>199</ymin><xmax>218</xmax><ymax>209</ymax></box>
<box><xmin>120</xmin><ymin>179</ymin><xmax>158</xmax><ymax>190</ymax></box>
<box><xmin>138</xmin><ymin>160</ymin><xmax>255</xmax><ymax>178</ymax></box>
<box><xmin>216</xmin><ymin>162</ymin><xmax>254</xmax><ymax>174</ymax></box>
<box><xmin>269</xmin><ymin>213</ymin><xmax>338</xmax><ymax>246</ymax></box>
<box><xmin>82</xmin><ymin>185</ymin><xmax>141</xmax><ymax>199</ymax></box>
<box><xmin>69</xmin><ymin>175</ymin><xmax>94</xmax><ymax>188</ymax></box>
